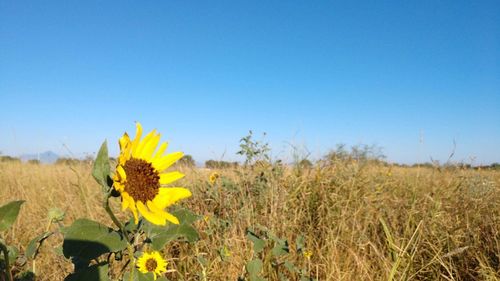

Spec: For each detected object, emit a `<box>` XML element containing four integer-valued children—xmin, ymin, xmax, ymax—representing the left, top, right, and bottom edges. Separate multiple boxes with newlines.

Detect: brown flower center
<box><xmin>145</xmin><ymin>258</ymin><xmax>158</xmax><ymax>272</ymax></box>
<box><xmin>123</xmin><ymin>158</ymin><xmax>160</xmax><ymax>203</ymax></box>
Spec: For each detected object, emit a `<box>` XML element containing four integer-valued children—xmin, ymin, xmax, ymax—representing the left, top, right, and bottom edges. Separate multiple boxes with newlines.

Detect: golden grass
<box><xmin>1</xmin><ymin>160</ymin><xmax>499</xmax><ymax>280</ymax></box>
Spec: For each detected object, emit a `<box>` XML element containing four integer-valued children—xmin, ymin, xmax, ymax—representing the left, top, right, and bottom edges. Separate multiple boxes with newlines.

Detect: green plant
<box><xmin>58</xmin><ymin>141</ymin><xmax>200</xmax><ymax>281</ymax></box>
<box><xmin>237</xmin><ymin>131</ymin><xmax>270</xmax><ymax>165</ymax></box>
<box><xmin>242</xmin><ymin>226</ymin><xmax>315</xmax><ymax>281</ymax></box>
<box><xmin>178</xmin><ymin>155</ymin><xmax>196</xmax><ymax>167</ymax></box>
<box><xmin>0</xmin><ymin>200</ymin><xmax>25</xmax><ymax>281</ymax></box>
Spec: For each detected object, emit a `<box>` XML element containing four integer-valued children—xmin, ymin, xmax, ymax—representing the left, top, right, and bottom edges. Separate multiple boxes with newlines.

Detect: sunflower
<box><xmin>136</xmin><ymin>251</ymin><xmax>167</xmax><ymax>280</ymax></box>
<box><xmin>209</xmin><ymin>172</ymin><xmax>220</xmax><ymax>185</ymax></box>
<box><xmin>303</xmin><ymin>249</ymin><xmax>313</xmax><ymax>259</ymax></box>
<box><xmin>113</xmin><ymin>122</ymin><xmax>191</xmax><ymax>225</ymax></box>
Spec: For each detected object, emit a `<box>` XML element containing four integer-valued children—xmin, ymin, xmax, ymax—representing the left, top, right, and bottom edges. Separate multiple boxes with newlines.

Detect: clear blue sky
<box><xmin>1</xmin><ymin>1</ymin><xmax>499</xmax><ymax>165</ymax></box>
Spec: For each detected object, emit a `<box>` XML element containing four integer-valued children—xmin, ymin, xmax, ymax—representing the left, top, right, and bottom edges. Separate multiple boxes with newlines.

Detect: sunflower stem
<box><xmin>127</xmin><ymin>244</ymin><xmax>135</xmax><ymax>281</ymax></box>
<box><xmin>103</xmin><ymin>191</ymin><xmax>126</xmax><ymax>236</ymax></box>
<box><xmin>0</xmin><ymin>242</ymin><xmax>13</xmax><ymax>281</ymax></box>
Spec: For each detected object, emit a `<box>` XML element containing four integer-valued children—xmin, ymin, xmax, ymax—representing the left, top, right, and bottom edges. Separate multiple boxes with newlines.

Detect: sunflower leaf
<box><xmin>92</xmin><ymin>140</ymin><xmax>112</xmax><ymax>191</ymax></box>
<box><xmin>0</xmin><ymin>200</ymin><xmax>25</xmax><ymax>231</ymax></box>
<box><xmin>246</xmin><ymin>259</ymin><xmax>265</xmax><ymax>281</ymax></box>
<box><xmin>149</xmin><ymin>223</ymin><xmax>199</xmax><ymax>250</ymax></box>
<box><xmin>62</xmin><ymin>219</ymin><xmax>127</xmax><ymax>260</ymax></box>
<box><xmin>25</xmin><ymin>231</ymin><xmax>53</xmax><ymax>259</ymax></box>
<box><xmin>5</xmin><ymin>245</ymin><xmax>18</xmax><ymax>262</ymax></box>
<box><xmin>295</xmin><ymin>235</ymin><xmax>305</xmax><ymax>253</ymax></box>
<box><xmin>170</xmin><ymin>207</ymin><xmax>200</xmax><ymax>225</ymax></box>
<box><xmin>246</xmin><ymin>230</ymin><xmax>266</xmax><ymax>254</ymax></box>
<box><xmin>64</xmin><ymin>262</ymin><xmax>110</xmax><ymax>281</ymax></box>
<box><xmin>123</xmin><ymin>267</ymin><xmax>159</xmax><ymax>281</ymax></box>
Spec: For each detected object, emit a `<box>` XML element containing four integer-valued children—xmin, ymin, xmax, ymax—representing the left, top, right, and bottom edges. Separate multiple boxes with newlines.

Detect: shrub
<box><xmin>178</xmin><ymin>155</ymin><xmax>196</xmax><ymax>167</ymax></box>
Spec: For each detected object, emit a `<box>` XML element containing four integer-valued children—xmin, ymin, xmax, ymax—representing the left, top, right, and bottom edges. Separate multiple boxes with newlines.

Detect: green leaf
<box><xmin>53</xmin><ymin>246</ymin><xmax>64</xmax><ymax>256</ymax></box>
<box><xmin>92</xmin><ymin>141</ymin><xmax>111</xmax><ymax>190</ymax></box>
<box><xmin>0</xmin><ymin>200</ymin><xmax>25</xmax><ymax>231</ymax></box>
<box><xmin>124</xmin><ymin>217</ymin><xmax>140</xmax><ymax>233</ymax></box>
<box><xmin>48</xmin><ymin>208</ymin><xmax>65</xmax><ymax>222</ymax></box>
<box><xmin>5</xmin><ymin>245</ymin><xmax>18</xmax><ymax>262</ymax></box>
<box><xmin>137</xmin><ymin>271</ymin><xmax>155</xmax><ymax>281</ymax></box>
<box><xmin>278</xmin><ymin>272</ymin><xmax>290</xmax><ymax>281</ymax></box>
<box><xmin>246</xmin><ymin>259</ymin><xmax>264</xmax><ymax>280</ymax></box>
<box><xmin>218</xmin><ymin>246</ymin><xmax>231</xmax><ymax>262</ymax></box>
<box><xmin>71</xmin><ymin>256</ymin><xmax>91</xmax><ymax>271</ymax></box>
<box><xmin>295</xmin><ymin>235</ymin><xmax>304</xmax><ymax>253</ymax></box>
<box><xmin>197</xmin><ymin>256</ymin><xmax>208</xmax><ymax>266</ymax></box>
<box><xmin>271</xmin><ymin>244</ymin><xmax>289</xmax><ymax>257</ymax></box>
<box><xmin>14</xmin><ymin>271</ymin><xmax>35</xmax><ymax>281</ymax></box>
<box><xmin>170</xmin><ymin>207</ymin><xmax>199</xmax><ymax>225</ymax></box>
<box><xmin>246</xmin><ymin>259</ymin><xmax>262</xmax><ymax>274</ymax></box>
<box><xmin>123</xmin><ymin>267</ymin><xmax>166</xmax><ymax>281</ymax></box>
<box><xmin>284</xmin><ymin>261</ymin><xmax>298</xmax><ymax>273</ymax></box>
<box><xmin>64</xmin><ymin>263</ymin><xmax>110</xmax><ymax>281</ymax></box>
<box><xmin>62</xmin><ymin>219</ymin><xmax>127</xmax><ymax>260</ymax></box>
<box><xmin>246</xmin><ymin>230</ymin><xmax>266</xmax><ymax>253</ymax></box>
<box><xmin>25</xmin><ymin>231</ymin><xmax>52</xmax><ymax>259</ymax></box>
<box><xmin>271</xmin><ymin>239</ymin><xmax>289</xmax><ymax>257</ymax></box>
<box><xmin>150</xmin><ymin>223</ymin><xmax>199</xmax><ymax>250</ymax></box>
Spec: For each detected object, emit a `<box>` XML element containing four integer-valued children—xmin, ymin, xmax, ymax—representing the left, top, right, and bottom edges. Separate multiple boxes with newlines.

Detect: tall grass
<box><xmin>0</xmin><ymin>160</ymin><xmax>499</xmax><ymax>280</ymax></box>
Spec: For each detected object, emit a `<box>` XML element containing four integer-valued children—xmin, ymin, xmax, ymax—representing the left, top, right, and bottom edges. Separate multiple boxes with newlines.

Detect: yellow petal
<box><xmin>152</xmin><ymin>187</ymin><xmax>192</xmax><ymax>209</ymax></box>
<box><xmin>121</xmin><ymin>192</ymin><xmax>130</xmax><ymax>210</ymax></box>
<box><xmin>137</xmin><ymin>201</ymin><xmax>166</xmax><ymax>225</ymax></box>
<box><xmin>159</xmin><ymin>171</ymin><xmax>184</xmax><ymax>185</ymax></box>
<box><xmin>140</xmin><ymin>133</ymin><xmax>161</xmax><ymax>160</ymax></box>
<box><xmin>119</xmin><ymin>133</ymin><xmax>131</xmax><ymax>151</ymax></box>
<box><xmin>131</xmin><ymin>122</ymin><xmax>143</xmax><ymax>156</ymax></box>
<box><xmin>154</xmin><ymin>152</ymin><xmax>184</xmax><ymax>171</ymax></box>
<box><xmin>123</xmin><ymin>194</ymin><xmax>139</xmax><ymax>224</ymax></box>
<box><xmin>134</xmin><ymin>129</ymin><xmax>157</xmax><ymax>158</ymax></box>
<box><xmin>116</xmin><ymin>165</ymin><xmax>126</xmax><ymax>181</ymax></box>
<box><xmin>146</xmin><ymin>201</ymin><xmax>180</xmax><ymax>225</ymax></box>
<box><xmin>114</xmin><ymin>182</ymin><xmax>124</xmax><ymax>192</ymax></box>
<box><xmin>152</xmin><ymin>142</ymin><xmax>168</xmax><ymax>161</ymax></box>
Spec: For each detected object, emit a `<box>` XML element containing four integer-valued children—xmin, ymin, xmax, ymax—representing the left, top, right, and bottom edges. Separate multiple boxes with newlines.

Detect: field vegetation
<box><xmin>0</xmin><ymin>142</ymin><xmax>499</xmax><ymax>280</ymax></box>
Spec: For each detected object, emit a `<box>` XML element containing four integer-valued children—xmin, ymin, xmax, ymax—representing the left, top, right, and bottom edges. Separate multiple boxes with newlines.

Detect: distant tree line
<box><xmin>177</xmin><ymin>155</ymin><xmax>196</xmax><ymax>167</ymax></box>
<box><xmin>0</xmin><ymin>156</ymin><xmax>21</xmax><ymax>163</ymax></box>
<box><xmin>322</xmin><ymin>143</ymin><xmax>386</xmax><ymax>166</ymax></box>
<box><xmin>205</xmin><ymin>160</ymin><xmax>239</xmax><ymax>169</ymax></box>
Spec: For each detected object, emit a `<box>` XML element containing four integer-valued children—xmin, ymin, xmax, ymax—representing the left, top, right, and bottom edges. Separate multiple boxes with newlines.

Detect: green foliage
<box><xmin>246</xmin><ymin>230</ymin><xmax>266</xmax><ymax>253</ymax></box>
<box><xmin>0</xmin><ymin>244</ymin><xmax>18</xmax><ymax>263</ymax></box>
<box><xmin>62</xmin><ymin>219</ymin><xmax>128</xmax><ymax>260</ymax></box>
<box><xmin>55</xmin><ymin>158</ymin><xmax>87</xmax><ymax>165</ymax></box>
<box><xmin>27</xmin><ymin>159</ymin><xmax>40</xmax><ymax>165</ymax></box>
<box><xmin>25</xmin><ymin>232</ymin><xmax>52</xmax><ymax>259</ymax></box>
<box><xmin>0</xmin><ymin>156</ymin><xmax>21</xmax><ymax>163</ymax></box>
<box><xmin>205</xmin><ymin>160</ymin><xmax>239</xmax><ymax>169</ymax></box>
<box><xmin>0</xmin><ymin>200</ymin><xmax>24</xmax><ymax>281</ymax></box>
<box><xmin>324</xmin><ymin>143</ymin><xmax>385</xmax><ymax>164</ymax></box>
<box><xmin>296</xmin><ymin>159</ymin><xmax>312</xmax><ymax>169</ymax></box>
<box><xmin>237</xmin><ymin>130</ymin><xmax>270</xmax><ymax>165</ymax></box>
<box><xmin>244</xmin><ymin>227</ymin><xmax>312</xmax><ymax>281</ymax></box>
<box><xmin>48</xmin><ymin>208</ymin><xmax>65</xmax><ymax>222</ymax></box>
<box><xmin>246</xmin><ymin>259</ymin><xmax>265</xmax><ymax>281</ymax></box>
<box><xmin>123</xmin><ymin>268</ymin><xmax>169</xmax><ymax>281</ymax></box>
<box><xmin>146</xmin><ymin>208</ymin><xmax>200</xmax><ymax>250</ymax></box>
<box><xmin>92</xmin><ymin>141</ymin><xmax>112</xmax><ymax>191</ymax></box>
<box><xmin>295</xmin><ymin>235</ymin><xmax>304</xmax><ymax>253</ymax></box>
<box><xmin>0</xmin><ymin>201</ymin><xmax>24</xmax><ymax>232</ymax></box>
<box><xmin>64</xmin><ymin>263</ymin><xmax>110</xmax><ymax>281</ymax></box>
<box><xmin>177</xmin><ymin>155</ymin><xmax>196</xmax><ymax>167</ymax></box>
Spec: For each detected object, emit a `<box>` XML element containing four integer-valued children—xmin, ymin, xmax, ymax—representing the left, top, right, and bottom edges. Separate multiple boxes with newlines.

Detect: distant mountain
<box><xmin>20</xmin><ymin>151</ymin><xmax>59</xmax><ymax>164</ymax></box>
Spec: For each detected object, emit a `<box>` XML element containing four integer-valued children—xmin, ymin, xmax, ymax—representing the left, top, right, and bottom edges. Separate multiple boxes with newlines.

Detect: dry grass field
<box><xmin>1</xmin><ymin>159</ymin><xmax>499</xmax><ymax>280</ymax></box>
